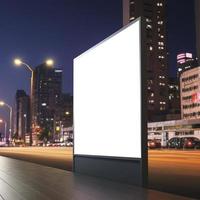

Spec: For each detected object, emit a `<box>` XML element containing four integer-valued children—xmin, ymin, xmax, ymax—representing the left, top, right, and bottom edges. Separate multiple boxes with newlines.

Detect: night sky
<box><xmin>0</xmin><ymin>0</ymin><xmax>196</xmax><ymax>123</ymax></box>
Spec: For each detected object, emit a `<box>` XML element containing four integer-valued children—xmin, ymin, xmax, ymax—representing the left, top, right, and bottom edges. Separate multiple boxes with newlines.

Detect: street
<box><xmin>149</xmin><ymin>150</ymin><xmax>200</xmax><ymax>199</ymax></box>
<box><xmin>0</xmin><ymin>147</ymin><xmax>73</xmax><ymax>171</ymax></box>
<box><xmin>0</xmin><ymin>148</ymin><xmax>200</xmax><ymax>199</ymax></box>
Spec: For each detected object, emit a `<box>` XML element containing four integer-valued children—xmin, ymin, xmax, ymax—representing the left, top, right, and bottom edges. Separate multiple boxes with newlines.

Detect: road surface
<box><xmin>149</xmin><ymin>150</ymin><xmax>200</xmax><ymax>199</ymax></box>
<box><xmin>0</xmin><ymin>148</ymin><xmax>200</xmax><ymax>198</ymax></box>
<box><xmin>0</xmin><ymin>147</ymin><xmax>73</xmax><ymax>170</ymax></box>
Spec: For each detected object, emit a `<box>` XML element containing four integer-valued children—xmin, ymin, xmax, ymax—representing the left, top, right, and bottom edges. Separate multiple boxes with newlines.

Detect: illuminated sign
<box><xmin>74</xmin><ymin>20</ymin><xmax>142</xmax><ymax>158</ymax></box>
<box><xmin>192</xmin><ymin>93</ymin><xmax>200</xmax><ymax>103</ymax></box>
<box><xmin>177</xmin><ymin>53</ymin><xmax>193</xmax><ymax>64</ymax></box>
<box><xmin>54</xmin><ymin>69</ymin><xmax>63</xmax><ymax>73</ymax></box>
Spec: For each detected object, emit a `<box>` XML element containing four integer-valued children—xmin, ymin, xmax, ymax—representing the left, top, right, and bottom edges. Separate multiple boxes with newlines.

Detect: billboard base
<box><xmin>74</xmin><ymin>155</ymin><xmax>143</xmax><ymax>186</ymax></box>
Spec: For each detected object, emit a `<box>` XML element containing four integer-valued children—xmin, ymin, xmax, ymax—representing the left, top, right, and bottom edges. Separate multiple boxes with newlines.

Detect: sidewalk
<box><xmin>0</xmin><ymin>156</ymin><xmax>193</xmax><ymax>200</ymax></box>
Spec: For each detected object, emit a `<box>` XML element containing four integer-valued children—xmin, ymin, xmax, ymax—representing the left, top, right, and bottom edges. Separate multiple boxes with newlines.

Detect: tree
<box><xmin>38</xmin><ymin>128</ymin><xmax>51</xmax><ymax>143</ymax></box>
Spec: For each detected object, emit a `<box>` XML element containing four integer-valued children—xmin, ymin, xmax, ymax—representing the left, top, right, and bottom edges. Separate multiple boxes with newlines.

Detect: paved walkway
<box><xmin>0</xmin><ymin>156</ymin><xmax>194</xmax><ymax>200</ymax></box>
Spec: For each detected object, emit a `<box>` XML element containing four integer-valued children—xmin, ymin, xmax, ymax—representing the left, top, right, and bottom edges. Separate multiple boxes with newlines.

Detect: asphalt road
<box><xmin>0</xmin><ymin>147</ymin><xmax>73</xmax><ymax>171</ymax></box>
<box><xmin>149</xmin><ymin>150</ymin><xmax>200</xmax><ymax>199</ymax></box>
<box><xmin>0</xmin><ymin>148</ymin><xmax>200</xmax><ymax>199</ymax></box>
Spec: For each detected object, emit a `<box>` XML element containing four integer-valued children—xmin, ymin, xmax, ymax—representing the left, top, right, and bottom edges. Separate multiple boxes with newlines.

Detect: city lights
<box><xmin>0</xmin><ymin>101</ymin><xmax>12</xmax><ymax>141</ymax></box>
<box><xmin>0</xmin><ymin>101</ymin><xmax>5</xmax><ymax>106</ymax></box>
<box><xmin>14</xmin><ymin>58</ymin><xmax>22</xmax><ymax>66</ymax></box>
<box><xmin>46</xmin><ymin>59</ymin><xmax>54</xmax><ymax>66</ymax></box>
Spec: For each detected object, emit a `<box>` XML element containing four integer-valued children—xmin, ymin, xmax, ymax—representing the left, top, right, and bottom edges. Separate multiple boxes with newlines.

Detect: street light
<box><xmin>14</xmin><ymin>58</ymin><xmax>54</xmax><ymax>145</ymax></box>
<box><xmin>0</xmin><ymin>119</ymin><xmax>7</xmax><ymax>143</ymax></box>
<box><xmin>14</xmin><ymin>59</ymin><xmax>22</xmax><ymax>66</ymax></box>
<box><xmin>0</xmin><ymin>101</ymin><xmax>12</xmax><ymax>142</ymax></box>
<box><xmin>14</xmin><ymin>58</ymin><xmax>54</xmax><ymax>100</ymax></box>
<box><xmin>46</xmin><ymin>59</ymin><xmax>54</xmax><ymax>66</ymax></box>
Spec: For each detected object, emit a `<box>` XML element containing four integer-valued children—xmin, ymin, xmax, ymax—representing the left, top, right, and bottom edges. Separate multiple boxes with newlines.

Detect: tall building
<box><xmin>123</xmin><ymin>0</ymin><xmax>169</xmax><ymax>121</ymax></box>
<box><xmin>195</xmin><ymin>0</ymin><xmax>200</xmax><ymax>62</ymax></box>
<box><xmin>180</xmin><ymin>66</ymin><xmax>200</xmax><ymax>119</ymax></box>
<box><xmin>32</xmin><ymin>63</ymin><xmax>62</xmax><ymax>143</ymax></box>
<box><xmin>54</xmin><ymin>93</ymin><xmax>73</xmax><ymax>141</ymax></box>
<box><xmin>15</xmin><ymin>90</ymin><xmax>30</xmax><ymax>144</ymax></box>
<box><xmin>166</xmin><ymin>78</ymin><xmax>180</xmax><ymax>120</ymax></box>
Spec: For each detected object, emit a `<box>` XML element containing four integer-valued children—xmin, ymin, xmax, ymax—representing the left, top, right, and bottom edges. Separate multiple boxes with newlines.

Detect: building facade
<box><xmin>123</xmin><ymin>0</ymin><xmax>169</xmax><ymax>121</ymax></box>
<box><xmin>180</xmin><ymin>67</ymin><xmax>200</xmax><ymax>119</ymax></box>
<box><xmin>15</xmin><ymin>90</ymin><xmax>30</xmax><ymax>143</ymax></box>
<box><xmin>32</xmin><ymin>63</ymin><xmax>62</xmax><ymax>142</ymax></box>
<box><xmin>148</xmin><ymin>118</ymin><xmax>200</xmax><ymax>147</ymax></box>
<box><xmin>167</xmin><ymin>77</ymin><xmax>180</xmax><ymax>120</ymax></box>
<box><xmin>54</xmin><ymin>93</ymin><xmax>73</xmax><ymax>142</ymax></box>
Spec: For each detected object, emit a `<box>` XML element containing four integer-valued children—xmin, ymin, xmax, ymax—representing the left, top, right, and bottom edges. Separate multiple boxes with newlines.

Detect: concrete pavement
<box><xmin>0</xmin><ymin>147</ymin><xmax>200</xmax><ymax>198</ymax></box>
<box><xmin>0</xmin><ymin>156</ymin><xmax>194</xmax><ymax>200</ymax></box>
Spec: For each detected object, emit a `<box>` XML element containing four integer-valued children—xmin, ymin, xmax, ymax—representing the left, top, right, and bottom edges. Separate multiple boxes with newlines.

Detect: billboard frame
<box><xmin>73</xmin><ymin>17</ymin><xmax>148</xmax><ymax>187</ymax></box>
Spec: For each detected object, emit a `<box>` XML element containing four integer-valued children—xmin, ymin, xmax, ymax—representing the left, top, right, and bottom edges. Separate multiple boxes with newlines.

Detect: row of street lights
<box><xmin>0</xmin><ymin>58</ymin><xmax>54</xmax><ymax>145</ymax></box>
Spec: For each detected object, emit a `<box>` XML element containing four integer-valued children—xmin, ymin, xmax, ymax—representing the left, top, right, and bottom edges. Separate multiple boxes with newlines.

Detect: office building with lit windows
<box><xmin>123</xmin><ymin>0</ymin><xmax>169</xmax><ymax>121</ymax></box>
<box><xmin>15</xmin><ymin>90</ymin><xmax>30</xmax><ymax>144</ymax></box>
<box><xmin>32</xmin><ymin>63</ymin><xmax>62</xmax><ymax>142</ymax></box>
<box><xmin>180</xmin><ymin>66</ymin><xmax>200</xmax><ymax>119</ymax></box>
<box><xmin>167</xmin><ymin>78</ymin><xmax>180</xmax><ymax>120</ymax></box>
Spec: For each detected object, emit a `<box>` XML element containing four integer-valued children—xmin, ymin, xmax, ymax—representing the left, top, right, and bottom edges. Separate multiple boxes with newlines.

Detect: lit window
<box><xmin>157</xmin><ymin>3</ymin><xmax>163</xmax><ymax>7</ymax></box>
<box><xmin>149</xmin><ymin>46</ymin><xmax>153</xmax><ymax>51</ymax></box>
<box><xmin>158</xmin><ymin>42</ymin><xmax>164</xmax><ymax>46</ymax></box>
<box><xmin>149</xmin><ymin>100</ymin><xmax>154</xmax><ymax>104</ymax></box>
<box><xmin>160</xmin><ymin>106</ymin><xmax>165</xmax><ymax>111</ymax></box>
<box><xmin>146</xmin><ymin>18</ymin><xmax>152</xmax><ymax>22</ymax></box>
<box><xmin>159</xmin><ymin>82</ymin><xmax>165</xmax><ymax>86</ymax></box>
<box><xmin>146</xmin><ymin>24</ymin><xmax>152</xmax><ymax>29</ymax></box>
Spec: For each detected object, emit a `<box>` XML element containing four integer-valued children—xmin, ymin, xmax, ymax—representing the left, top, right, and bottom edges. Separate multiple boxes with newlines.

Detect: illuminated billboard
<box><xmin>74</xmin><ymin>19</ymin><xmax>142</xmax><ymax>158</ymax></box>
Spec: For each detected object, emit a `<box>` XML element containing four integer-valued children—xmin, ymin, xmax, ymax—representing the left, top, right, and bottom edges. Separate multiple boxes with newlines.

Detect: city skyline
<box><xmin>0</xmin><ymin>0</ymin><xmax>195</xmax><ymax>128</ymax></box>
<box><xmin>0</xmin><ymin>0</ymin><xmax>196</xmax><ymax>123</ymax></box>
<box><xmin>0</xmin><ymin>1</ymin><xmax>200</xmax><ymax>199</ymax></box>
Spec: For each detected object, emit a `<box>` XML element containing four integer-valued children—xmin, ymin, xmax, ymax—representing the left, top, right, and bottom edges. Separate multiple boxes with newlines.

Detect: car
<box><xmin>148</xmin><ymin>139</ymin><xmax>161</xmax><ymax>149</ymax></box>
<box><xmin>167</xmin><ymin>137</ymin><xmax>200</xmax><ymax>149</ymax></box>
<box><xmin>0</xmin><ymin>142</ymin><xmax>7</xmax><ymax>147</ymax></box>
<box><xmin>66</xmin><ymin>142</ymin><xmax>73</xmax><ymax>147</ymax></box>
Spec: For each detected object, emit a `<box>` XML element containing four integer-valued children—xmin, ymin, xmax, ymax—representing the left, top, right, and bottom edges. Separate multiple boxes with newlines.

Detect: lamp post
<box><xmin>0</xmin><ymin>102</ymin><xmax>12</xmax><ymax>142</ymax></box>
<box><xmin>0</xmin><ymin>119</ymin><xmax>7</xmax><ymax>143</ymax></box>
<box><xmin>14</xmin><ymin>58</ymin><xmax>54</xmax><ymax>145</ymax></box>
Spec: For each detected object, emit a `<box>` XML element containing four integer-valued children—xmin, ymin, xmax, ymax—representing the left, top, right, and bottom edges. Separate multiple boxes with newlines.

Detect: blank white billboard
<box><xmin>74</xmin><ymin>19</ymin><xmax>141</xmax><ymax>158</ymax></box>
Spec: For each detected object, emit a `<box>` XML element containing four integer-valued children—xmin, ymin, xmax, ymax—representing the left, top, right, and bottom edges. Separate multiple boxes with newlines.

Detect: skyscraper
<box><xmin>32</xmin><ymin>63</ymin><xmax>62</xmax><ymax>143</ymax></box>
<box><xmin>123</xmin><ymin>0</ymin><xmax>169</xmax><ymax>121</ymax></box>
<box><xmin>15</xmin><ymin>90</ymin><xmax>30</xmax><ymax>144</ymax></box>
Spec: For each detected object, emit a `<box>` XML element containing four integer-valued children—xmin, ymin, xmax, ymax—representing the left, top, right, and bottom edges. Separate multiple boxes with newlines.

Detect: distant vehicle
<box><xmin>66</xmin><ymin>142</ymin><xmax>73</xmax><ymax>147</ymax></box>
<box><xmin>0</xmin><ymin>141</ymin><xmax>7</xmax><ymax>147</ymax></box>
<box><xmin>167</xmin><ymin>137</ymin><xmax>200</xmax><ymax>149</ymax></box>
<box><xmin>46</xmin><ymin>143</ymin><xmax>52</xmax><ymax>147</ymax></box>
<box><xmin>148</xmin><ymin>139</ymin><xmax>161</xmax><ymax>149</ymax></box>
